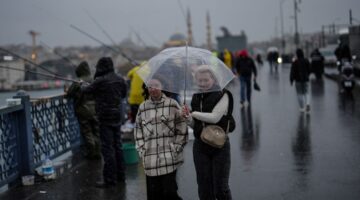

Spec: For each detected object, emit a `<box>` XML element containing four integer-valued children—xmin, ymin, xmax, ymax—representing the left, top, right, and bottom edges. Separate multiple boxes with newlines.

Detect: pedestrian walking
<box><xmin>234</xmin><ymin>50</ymin><xmax>257</xmax><ymax>107</ymax></box>
<box><xmin>81</xmin><ymin>57</ymin><xmax>128</xmax><ymax>188</ymax></box>
<box><xmin>255</xmin><ymin>53</ymin><xmax>264</xmax><ymax>66</ymax></box>
<box><xmin>267</xmin><ymin>49</ymin><xmax>279</xmax><ymax>71</ymax></box>
<box><xmin>134</xmin><ymin>77</ymin><xmax>187</xmax><ymax>200</ymax></box>
<box><xmin>66</xmin><ymin>61</ymin><xmax>101</xmax><ymax>160</ymax></box>
<box><xmin>310</xmin><ymin>48</ymin><xmax>325</xmax><ymax>80</ymax></box>
<box><xmin>290</xmin><ymin>48</ymin><xmax>311</xmax><ymax>113</ymax></box>
<box><xmin>182</xmin><ymin>65</ymin><xmax>234</xmax><ymax>200</ymax></box>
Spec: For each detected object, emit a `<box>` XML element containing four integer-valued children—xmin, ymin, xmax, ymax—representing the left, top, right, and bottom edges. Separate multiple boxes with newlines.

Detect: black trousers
<box><xmin>146</xmin><ymin>170</ymin><xmax>182</xmax><ymax>200</ymax></box>
<box><xmin>193</xmin><ymin>139</ymin><xmax>232</xmax><ymax>200</ymax></box>
<box><xmin>100</xmin><ymin>124</ymin><xmax>125</xmax><ymax>184</ymax></box>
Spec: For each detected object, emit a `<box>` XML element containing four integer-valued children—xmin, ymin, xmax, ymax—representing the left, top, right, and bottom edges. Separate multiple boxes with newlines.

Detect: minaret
<box><xmin>187</xmin><ymin>8</ymin><xmax>193</xmax><ymax>46</ymax></box>
<box><xmin>206</xmin><ymin>11</ymin><xmax>212</xmax><ymax>50</ymax></box>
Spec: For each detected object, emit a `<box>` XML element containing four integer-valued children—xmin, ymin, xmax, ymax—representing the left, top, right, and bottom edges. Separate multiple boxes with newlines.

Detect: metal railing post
<box><xmin>14</xmin><ymin>90</ymin><xmax>34</xmax><ymax>175</ymax></box>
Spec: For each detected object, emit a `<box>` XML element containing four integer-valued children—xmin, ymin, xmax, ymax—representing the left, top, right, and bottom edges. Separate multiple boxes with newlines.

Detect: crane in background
<box><xmin>29</xmin><ymin>30</ymin><xmax>40</xmax><ymax>64</ymax></box>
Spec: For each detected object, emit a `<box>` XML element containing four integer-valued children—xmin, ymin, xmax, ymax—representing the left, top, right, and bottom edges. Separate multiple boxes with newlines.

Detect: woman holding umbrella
<box><xmin>182</xmin><ymin>65</ymin><xmax>234</xmax><ymax>200</ymax></box>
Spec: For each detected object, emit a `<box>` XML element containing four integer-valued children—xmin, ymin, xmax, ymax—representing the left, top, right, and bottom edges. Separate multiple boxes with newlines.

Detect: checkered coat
<box><xmin>134</xmin><ymin>94</ymin><xmax>188</xmax><ymax>176</ymax></box>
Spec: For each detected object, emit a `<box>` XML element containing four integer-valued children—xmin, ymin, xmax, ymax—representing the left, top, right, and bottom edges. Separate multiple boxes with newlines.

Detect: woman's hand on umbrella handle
<box><xmin>181</xmin><ymin>105</ymin><xmax>190</xmax><ymax>118</ymax></box>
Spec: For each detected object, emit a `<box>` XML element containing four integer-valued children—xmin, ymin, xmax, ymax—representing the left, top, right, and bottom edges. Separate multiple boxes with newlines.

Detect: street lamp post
<box><xmin>293</xmin><ymin>0</ymin><xmax>300</xmax><ymax>49</ymax></box>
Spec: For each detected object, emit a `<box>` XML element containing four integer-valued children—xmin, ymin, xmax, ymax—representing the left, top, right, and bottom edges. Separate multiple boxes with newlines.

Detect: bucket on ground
<box><xmin>122</xmin><ymin>142</ymin><xmax>139</xmax><ymax>164</ymax></box>
<box><xmin>21</xmin><ymin>175</ymin><xmax>34</xmax><ymax>186</ymax></box>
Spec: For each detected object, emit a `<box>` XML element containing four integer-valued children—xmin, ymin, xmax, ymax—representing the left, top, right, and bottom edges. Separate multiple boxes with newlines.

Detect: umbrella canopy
<box><xmin>136</xmin><ymin>46</ymin><xmax>235</xmax><ymax>97</ymax></box>
<box><xmin>267</xmin><ymin>46</ymin><xmax>279</xmax><ymax>53</ymax></box>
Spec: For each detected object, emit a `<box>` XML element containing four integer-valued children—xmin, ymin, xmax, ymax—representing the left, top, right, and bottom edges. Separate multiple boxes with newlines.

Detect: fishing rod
<box><xmin>70</xmin><ymin>24</ymin><xmax>139</xmax><ymax>66</ymax></box>
<box><xmin>84</xmin><ymin>9</ymin><xmax>117</xmax><ymax>46</ymax></box>
<box><xmin>85</xmin><ymin>10</ymin><xmax>146</xmax><ymax>63</ymax></box>
<box><xmin>40</xmin><ymin>41</ymin><xmax>77</xmax><ymax>68</ymax></box>
<box><xmin>0</xmin><ymin>47</ymin><xmax>58</xmax><ymax>76</ymax></box>
<box><xmin>0</xmin><ymin>65</ymin><xmax>79</xmax><ymax>83</ymax></box>
<box><xmin>129</xmin><ymin>26</ymin><xmax>148</xmax><ymax>47</ymax></box>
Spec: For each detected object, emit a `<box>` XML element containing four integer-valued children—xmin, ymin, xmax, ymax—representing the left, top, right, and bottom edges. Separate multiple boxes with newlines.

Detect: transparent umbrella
<box><xmin>136</xmin><ymin>46</ymin><xmax>235</xmax><ymax>102</ymax></box>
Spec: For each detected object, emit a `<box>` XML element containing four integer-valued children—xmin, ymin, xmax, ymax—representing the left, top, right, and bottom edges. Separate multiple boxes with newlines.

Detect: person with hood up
<box><xmin>66</xmin><ymin>61</ymin><xmax>101</xmax><ymax>160</ymax></box>
<box><xmin>81</xmin><ymin>57</ymin><xmax>128</xmax><ymax>188</ymax></box>
<box><xmin>310</xmin><ymin>48</ymin><xmax>325</xmax><ymax>80</ymax></box>
<box><xmin>334</xmin><ymin>42</ymin><xmax>352</xmax><ymax>73</ymax></box>
<box><xmin>290</xmin><ymin>48</ymin><xmax>311</xmax><ymax>112</ymax></box>
<box><xmin>134</xmin><ymin>77</ymin><xmax>187</xmax><ymax>200</ymax></box>
<box><xmin>234</xmin><ymin>50</ymin><xmax>257</xmax><ymax>107</ymax></box>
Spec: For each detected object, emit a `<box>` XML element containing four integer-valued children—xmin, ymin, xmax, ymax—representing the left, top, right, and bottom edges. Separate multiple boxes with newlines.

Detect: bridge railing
<box><xmin>0</xmin><ymin>91</ymin><xmax>80</xmax><ymax>190</ymax></box>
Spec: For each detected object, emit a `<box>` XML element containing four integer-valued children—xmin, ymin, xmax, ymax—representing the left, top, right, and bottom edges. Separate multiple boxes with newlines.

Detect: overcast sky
<box><xmin>0</xmin><ymin>0</ymin><xmax>359</xmax><ymax>48</ymax></box>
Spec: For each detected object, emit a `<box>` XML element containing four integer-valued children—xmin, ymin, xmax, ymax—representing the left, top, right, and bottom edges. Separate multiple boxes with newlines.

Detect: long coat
<box><xmin>134</xmin><ymin>94</ymin><xmax>187</xmax><ymax>176</ymax></box>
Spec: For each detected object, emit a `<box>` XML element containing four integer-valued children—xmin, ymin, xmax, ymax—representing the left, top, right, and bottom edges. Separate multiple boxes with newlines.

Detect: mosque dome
<box><xmin>169</xmin><ymin>33</ymin><xmax>186</xmax><ymax>41</ymax></box>
<box><xmin>163</xmin><ymin>32</ymin><xmax>187</xmax><ymax>48</ymax></box>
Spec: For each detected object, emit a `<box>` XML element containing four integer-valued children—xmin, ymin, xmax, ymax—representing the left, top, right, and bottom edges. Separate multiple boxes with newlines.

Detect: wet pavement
<box><xmin>1</xmin><ymin>63</ymin><xmax>360</xmax><ymax>199</ymax></box>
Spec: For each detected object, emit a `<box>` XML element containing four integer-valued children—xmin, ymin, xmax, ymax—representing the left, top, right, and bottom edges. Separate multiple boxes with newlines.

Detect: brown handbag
<box><xmin>200</xmin><ymin>124</ymin><xmax>228</xmax><ymax>148</ymax></box>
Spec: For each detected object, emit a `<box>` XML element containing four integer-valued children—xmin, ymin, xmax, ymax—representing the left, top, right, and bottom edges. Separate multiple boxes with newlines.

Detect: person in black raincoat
<box><xmin>310</xmin><ymin>48</ymin><xmax>325</xmax><ymax>80</ymax></box>
<box><xmin>66</xmin><ymin>61</ymin><xmax>101</xmax><ymax>160</ymax></box>
<box><xmin>81</xmin><ymin>57</ymin><xmax>128</xmax><ymax>188</ymax></box>
<box><xmin>290</xmin><ymin>48</ymin><xmax>311</xmax><ymax>112</ymax></box>
<box><xmin>334</xmin><ymin>42</ymin><xmax>352</xmax><ymax>73</ymax></box>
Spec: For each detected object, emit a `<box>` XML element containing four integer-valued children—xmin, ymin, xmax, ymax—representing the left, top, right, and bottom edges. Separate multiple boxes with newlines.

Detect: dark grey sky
<box><xmin>0</xmin><ymin>0</ymin><xmax>359</xmax><ymax>47</ymax></box>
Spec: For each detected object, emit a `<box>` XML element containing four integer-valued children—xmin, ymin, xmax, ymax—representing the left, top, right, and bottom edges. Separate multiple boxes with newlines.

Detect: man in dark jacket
<box><xmin>235</xmin><ymin>50</ymin><xmax>257</xmax><ymax>106</ymax></box>
<box><xmin>66</xmin><ymin>61</ymin><xmax>101</xmax><ymax>160</ymax></box>
<box><xmin>290</xmin><ymin>48</ymin><xmax>311</xmax><ymax>112</ymax></box>
<box><xmin>310</xmin><ymin>48</ymin><xmax>325</xmax><ymax>80</ymax></box>
<box><xmin>81</xmin><ymin>57</ymin><xmax>128</xmax><ymax>188</ymax></box>
<box><xmin>334</xmin><ymin>43</ymin><xmax>352</xmax><ymax>73</ymax></box>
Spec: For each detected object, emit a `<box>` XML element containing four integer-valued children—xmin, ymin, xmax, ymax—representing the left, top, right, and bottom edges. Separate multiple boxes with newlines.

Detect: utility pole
<box><xmin>293</xmin><ymin>0</ymin><xmax>300</xmax><ymax>49</ymax></box>
<box><xmin>321</xmin><ymin>25</ymin><xmax>325</xmax><ymax>47</ymax></box>
<box><xmin>349</xmin><ymin>9</ymin><xmax>353</xmax><ymax>25</ymax></box>
<box><xmin>280</xmin><ymin>0</ymin><xmax>286</xmax><ymax>53</ymax></box>
<box><xmin>29</xmin><ymin>30</ymin><xmax>40</xmax><ymax>64</ymax></box>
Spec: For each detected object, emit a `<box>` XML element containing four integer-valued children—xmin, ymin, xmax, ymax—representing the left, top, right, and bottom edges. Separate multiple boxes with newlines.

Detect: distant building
<box><xmin>0</xmin><ymin>56</ymin><xmax>24</xmax><ymax>90</ymax></box>
<box><xmin>163</xmin><ymin>33</ymin><xmax>187</xmax><ymax>48</ymax></box>
<box><xmin>216</xmin><ymin>27</ymin><xmax>247</xmax><ymax>53</ymax></box>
